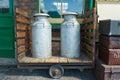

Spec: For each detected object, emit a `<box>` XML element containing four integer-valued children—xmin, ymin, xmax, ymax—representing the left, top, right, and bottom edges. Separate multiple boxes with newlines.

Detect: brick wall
<box><xmin>15</xmin><ymin>0</ymin><xmax>36</xmax><ymax>15</ymax></box>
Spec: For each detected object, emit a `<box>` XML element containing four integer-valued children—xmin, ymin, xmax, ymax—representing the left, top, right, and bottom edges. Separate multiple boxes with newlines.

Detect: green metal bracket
<box><xmin>36</xmin><ymin>0</ymin><xmax>41</xmax><ymax>13</ymax></box>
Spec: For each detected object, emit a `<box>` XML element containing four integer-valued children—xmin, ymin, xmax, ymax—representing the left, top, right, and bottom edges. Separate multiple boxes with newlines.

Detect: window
<box><xmin>41</xmin><ymin>0</ymin><xmax>83</xmax><ymax>18</ymax></box>
<box><xmin>0</xmin><ymin>0</ymin><xmax>9</xmax><ymax>13</ymax></box>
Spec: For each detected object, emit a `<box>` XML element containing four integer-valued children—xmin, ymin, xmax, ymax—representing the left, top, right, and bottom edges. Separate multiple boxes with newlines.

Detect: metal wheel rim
<box><xmin>49</xmin><ymin>65</ymin><xmax>64</xmax><ymax>79</ymax></box>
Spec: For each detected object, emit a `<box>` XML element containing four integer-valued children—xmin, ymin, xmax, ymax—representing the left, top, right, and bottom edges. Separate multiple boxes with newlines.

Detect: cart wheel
<box><xmin>49</xmin><ymin>65</ymin><xmax>64</xmax><ymax>79</ymax></box>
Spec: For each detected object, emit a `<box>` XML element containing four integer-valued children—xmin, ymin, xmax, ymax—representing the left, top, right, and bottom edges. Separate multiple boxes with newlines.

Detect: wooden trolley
<box><xmin>15</xmin><ymin>7</ymin><xmax>97</xmax><ymax>78</ymax></box>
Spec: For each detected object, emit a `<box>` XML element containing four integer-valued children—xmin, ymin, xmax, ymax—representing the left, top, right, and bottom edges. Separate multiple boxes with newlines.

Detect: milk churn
<box><xmin>61</xmin><ymin>12</ymin><xmax>80</xmax><ymax>58</ymax></box>
<box><xmin>32</xmin><ymin>13</ymin><xmax>52</xmax><ymax>58</ymax></box>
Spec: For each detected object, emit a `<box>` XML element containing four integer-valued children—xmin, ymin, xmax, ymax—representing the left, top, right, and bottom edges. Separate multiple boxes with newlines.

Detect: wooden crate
<box><xmin>95</xmin><ymin>59</ymin><xmax>120</xmax><ymax>80</ymax></box>
<box><xmin>100</xmin><ymin>35</ymin><xmax>120</xmax><ymax>49</ymax></box>
<box><xmin>99</xmin><ymin>45</ymin><xmax>120</xmax><ymax>65</ymax></box>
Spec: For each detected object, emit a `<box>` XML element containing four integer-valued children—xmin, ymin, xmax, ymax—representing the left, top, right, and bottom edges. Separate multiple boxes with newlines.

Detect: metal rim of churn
<box><xmin>62</xmin><ymin>12</ymin><xmax>78</xmax><ymax>16</ymax></box>
<box><xmin>33</xmin><ymin>13</ymin><xmax>49</xmax><ymax>17</ymax></box>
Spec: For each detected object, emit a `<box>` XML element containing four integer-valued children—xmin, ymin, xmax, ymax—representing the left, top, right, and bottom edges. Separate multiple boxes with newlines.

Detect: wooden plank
<box><xmin>28</xmin><ymin>26</ymin><xmax>32</xmax><ymax>30</ymax></box>
<box><xmin>83</xmin><ymin>8</ymin><xmax>95</xmax><ymax>17</ymax></box>
<box><xmin>16</xmin><ymin>8</ymin><xmax>30</xmax><ymax>18</ymax></box>
<box><xmin>17</xmin><ymin>46</ymin><xmax>26</xmax><ymax>54</ymax></box>
<box><xmin>82</xmin><ymin>24</ymin><xmax>94</xmax><ymax>30</ymax></box>
<box><xmin>25</xmin><ymin>57</ymin><xmax>45</xmax><ymax>63</ymax></box>
<box><xmin>17</xmin><ymin>39</ymin><xmax>26</xmax><ymax>46</ymax></box>
<box><xmin>48</xmin><ymin>18</ymin><xmax>63</xmax><ymax>23</ymax></box>
<box><xmin>67</xmin><ymin>58</ymin><xmax>92</xmax><ymax>63</ymax></box>
<box><xmin>81</xmin><ymin>49</ymin><xmax>94</xmax><ymax>60</ymax></box>
<box><xmin>81</xmin><ymin>43</ymin><xmax>94</xmax><ymax>53</ymax></box>
<box><xmin>48</xmin><ymin>18</ymin><xmax>83</xmax><ymax>24</ymax></box>
<box><xmin>59</xmin><ymin>57</ymin><xmax>68</xmax><ymax>63</ymax></box>
<box><xmin>16</xmin><ymin>23</ymin><xmax>27</xmax><ymax>31</ymax></box>
<box><xmin>17</xmin><ymin>32</ymin><xmax>26</xmax><ymax>38</ymax></box>
<box><xmin>83</xmin><ymin>17</ymin><xmax>94</xmax><ymax>24</ymax></box>
<box><xmin>19</xmin><ymin>56</ymin><xmax>93</xmax><ymax>64</ymax></box>
<box><xmin>81</xmin><ymin>32</ymin><xmax>94</xmax><ymax>37</ymax></box>
<box><xmin>31</xmin><ymin>58</ymin><xmax>45</xmax><ymax>63</ymax></box>
<box><xmin>18</xmin><ymin>52</ymin><xmax>26</xmax><ymax>60</ymax></box>
<box><xmin>45</xmin><ymin>57</ymin><xmax>59</xmax><ymax>63</ymax></box>
<box><xmin>68</xmin><ymin>58</ymin><xmax>82</xmax><ymax>63</ymax></box>
<box><xmin>81</xmin><ymin>37</ymin><xmax>94</xmax><ymax>46</ymax></box>
<box><xmin>16</xmin><ymin>15</ymin><xmax>31</xmax><ymax>24</ymax></box>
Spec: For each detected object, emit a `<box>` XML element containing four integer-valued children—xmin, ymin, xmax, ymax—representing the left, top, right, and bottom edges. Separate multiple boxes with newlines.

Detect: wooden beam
<box><xmin>17</xmin><ymin>39</ymin><xmax>26</xmax><ymax>46</ymax></box>
<box><xmin>16</xmin><ymin>32</ymin><xmax>26</xmax><ymax>38</ymax></box>
<box><xmin>81</xmin><ymin>37</ymin><xmax>94</xmax><ymax>46</ymax></box>
<box><xmin>16</xmin><ymin>15</ymin><xmax>31</xmax><ymax>24</ymax></box>
<box><xmin>81</xmin><ymin>43</ymin><xmax>94</xmax><ymax>53</ymax></box>
<box><xmin>83</xmin><ymin>17</ymin><xmax>94</xmax><ymax>24</ymax></box>
<box><xmin>16</xmin><ymin>8</ymin><xmax>30</xmax><ymax>18</ymax></box>
<box><xmin>17</xmin><ymin>46</ymin><xmax>26</xmax><ymax>54</ymax></box>
<box><xmin>16</xmin><ymin>23</ymin><xmax>27</xmax><ymax>31</ymax></box>
<box><xmin>81</xmin><ymin>32</ymin><xmax>94</xmax><ymax>37</ymax></box>
<box><xmin>82</xmin><ymin>24</ymin><xmax>94</xmax><ymax>30</ymax></box>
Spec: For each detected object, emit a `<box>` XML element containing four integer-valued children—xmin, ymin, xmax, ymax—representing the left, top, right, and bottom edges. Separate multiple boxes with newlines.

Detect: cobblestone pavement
<box><xmin>0</xmin><ymin>68</ymin><xmax>96</xmax><ymax>80</ymax></box>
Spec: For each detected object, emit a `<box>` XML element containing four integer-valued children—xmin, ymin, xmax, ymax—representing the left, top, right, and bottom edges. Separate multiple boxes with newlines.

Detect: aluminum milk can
<box><xmin>32</xmin><ymin>13</ymin><xmax>52</xmax><ymax>58</ymax></box>
<box><xmin>61</xmin><ymin>12</ymin><xmax>80</xmax><ymax>58</ymax></box>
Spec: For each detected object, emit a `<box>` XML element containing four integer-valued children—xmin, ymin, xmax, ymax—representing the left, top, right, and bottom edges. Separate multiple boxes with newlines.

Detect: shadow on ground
<box><xmin>0</xmin><ymin>68</ymin><xmax>96</xmax><ymax>80</ymax></box>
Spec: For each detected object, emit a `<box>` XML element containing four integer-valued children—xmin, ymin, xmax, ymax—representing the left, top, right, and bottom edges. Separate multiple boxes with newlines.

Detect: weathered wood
<box><xmin>16</xmin><ymin>23</ymin><xmax>27</xmax><ymax>31</ymax></box>
<box><xmin>100</xmin><ymin>35</ymin><xmax>120</xmax><ymax>49</ymax></box>
<box><xmin>82</xmin><ymin>24</ymin><xmax>94</xmax><ymax>30</ymax></box>
<box><xmin>45</xmin><ymin>57</ymin><xmax>59</xmax><ymax>63</ymax></box>
<box><xmin>81</xmin><ymin>43</ymin><xmax>94</xmax><ymax>53</ymax></box>
<box><xmin>83</xmin><ymin>17</ymin><xmax>94</xmax><ymax>24</ymax></box>
<box><xmin>81</xmin><ymin>37</ymin><xmax>94</xmax><ymax>46</ymax></box>
<box><xmin>16</xmin><ymin>8</ymin><xmax>30</xmax><ymax>18</ymax></box>
<box><xmin>83</xmin><ymin>8</ymin><xmax>95</xmax><ymax>17</ymax></box>
<box><xmin>68</xmin><ymin>58</ymin><xmax>92</xmax><ymax>63</ymax></box>
<box><xmin>19</xmin><ymin>56</ymin><xmax>92</xmax><ymax>64</ymax></box>
<box><xmin>16</xmin><ymin>15</ymin><xmax>31</xmax><ymax>24</ymax></box>
<box><xmin>16</xmin><ymin>32</ymin><xmax>26</xmax><ymax>38</ymax></box>
<box><xmin>15</xmin><ymin>8</ymin><xmax>32</xmax><ymax>63</ymax></box>
<box><xmin>18</xmin><ymin>52</ymin><xmax>26</xmax><ymax>60</ymax></box>
<box><xmin>17</xmin><ymin>39</ymin><xmax>26</xmax><ymax>46</ymax></box>
<box><xmin>95</xmin><ymin>59</ymin><xmax>120</xmax><ymax>80</ymax></box>
<box><xmin>59</xmin><ymin>57</ymin><xmax>68</xmax><ymax>63</ymax></box>
<box><xmin>99</xmin><ymin>45</ymin><xmax>120</xmax><ymax>65</ymax></box>
<box><xmin>81</xmin><ymin>32</ymin><xmax>94</xmax><ymax>37</ymax></box>
<box><xmin>48</xmin><ymin>18</ymin><xmax>83</xmax><ymax>24</ymax></box>
<box><xmin>17</xmin><ymin>46</ymin><xmax>26</xmax><ymax>54</ymax></box>
<box><xmin>81</xmin><ymin>48</ymin><xmax>94</xmax><ymax>60</ymax></box>
<box><xmin>81</xmin><ymin>7</ymin><xmax>97</xmax><ymax>61</ymax></box>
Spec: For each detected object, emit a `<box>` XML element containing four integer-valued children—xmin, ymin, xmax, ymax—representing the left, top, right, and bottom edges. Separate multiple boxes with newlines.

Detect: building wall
<box><xmin>97</xmin><ymin>0</ymin><xmax>120</xmax><ymax>2</ymax></box>
<box><xmin>97</xmin><ymin>2</ymin><xmax>120</xmax><ymax>21</ymax></box>
<box><xmin>15</xmin><ymin>0</ymin><xmax>36</xmax><ymax>15</ymax></box>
